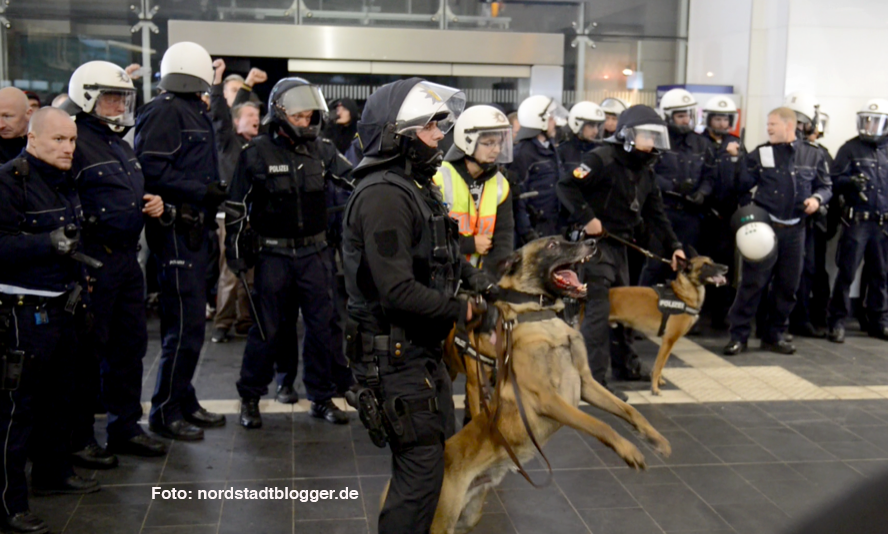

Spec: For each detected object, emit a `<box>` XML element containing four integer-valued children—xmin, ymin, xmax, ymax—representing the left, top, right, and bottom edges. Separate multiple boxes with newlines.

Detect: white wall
<box><xmin>686</xmin><ymin>0</ymin><xmax>753</xmax><ymax>91</ymax></box>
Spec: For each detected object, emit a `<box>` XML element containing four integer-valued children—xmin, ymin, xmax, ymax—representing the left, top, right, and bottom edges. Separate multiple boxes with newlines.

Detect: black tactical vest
<box><xmin>249</xmin><ymin>135</ymin><xmax>327</xmax><ymax>239</ymax></box>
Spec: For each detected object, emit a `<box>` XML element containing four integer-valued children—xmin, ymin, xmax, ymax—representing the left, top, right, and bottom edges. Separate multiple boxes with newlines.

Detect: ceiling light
<box><xmin>603</xmin><ymin>74</ymin><xmax>609</xmax><ymax>79</ymax></box>
<box><xmin>622</xmin><ymin>67</ymin><xmax>634</xmax><ymax>76</ymax></box>
<box><xmin>706</xmin><ymin>71</ymin><xmax>714</xmax><ymax>77</ymax></box>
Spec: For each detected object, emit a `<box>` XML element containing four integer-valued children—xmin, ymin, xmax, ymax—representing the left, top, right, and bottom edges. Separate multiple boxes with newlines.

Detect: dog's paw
<box><xmin>615</xmin><ymin>438</ymin><xmax>647</xmax><ymax>470</ymax></box>
<box><xmin>648</xmin><ymin>433</ymin><xmax>672</xmax><ymax>458</ymax></box>
<box><xmin>651</xmin><ymin>385</ymin><xmax>661</xmax><ymax>396</ymax></box>
<box><xmin>658</xmin><ymin>377</ymin><xmax>666</xmax><ymax>387</ymax></box>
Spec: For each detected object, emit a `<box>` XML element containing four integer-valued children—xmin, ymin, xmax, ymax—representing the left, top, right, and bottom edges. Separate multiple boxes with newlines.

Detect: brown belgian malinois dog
<box><xmin>427</xmin><ymin>237</ymin><xmax>672</xmax><ymax>534</ymax></box>
<box><xmin>609</xmin><ymin>255</ymin><xmax>728</xmax><ymax>395</ymax></box>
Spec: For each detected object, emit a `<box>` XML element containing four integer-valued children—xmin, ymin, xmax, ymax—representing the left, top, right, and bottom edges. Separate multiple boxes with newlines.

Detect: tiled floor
<box><xmin>32</xmin><ymin>318</ymin><xmax>888</xmax><ymax>533</ymax></box>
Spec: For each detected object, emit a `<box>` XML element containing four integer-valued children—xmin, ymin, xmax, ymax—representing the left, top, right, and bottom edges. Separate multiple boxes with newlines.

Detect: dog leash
<box><xmin>596</xmin><ymin>231</ymin><xmax>673</xmax><ymax>266</ymax></box>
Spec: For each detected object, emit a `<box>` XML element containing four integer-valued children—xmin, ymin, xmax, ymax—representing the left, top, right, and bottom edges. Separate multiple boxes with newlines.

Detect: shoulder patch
<box><xmin>573</xmin><ymin>163</ymin><xmax>591</xmax><ymax>180</ymax></box>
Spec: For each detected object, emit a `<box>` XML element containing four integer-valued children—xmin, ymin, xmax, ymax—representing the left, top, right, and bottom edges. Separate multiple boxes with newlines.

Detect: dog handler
<box><xmin>341</xmin><ymin>78</ymin><xmax>496</xmax><ymax>534</ymax></box>
<box><xmin>557</xmin><ymin>105</ymin><xmax>686</xmax><ymax>400</ymax></box>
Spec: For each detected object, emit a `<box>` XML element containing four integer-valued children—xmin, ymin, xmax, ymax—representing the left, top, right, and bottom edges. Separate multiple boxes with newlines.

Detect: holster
<box><xmin>0</xmin><ymin>310</ymin><xmax>22</xmax><ymax>391</ymax></box>
<box><xmin>176</xmin><ymin>204</ymin><xmax>206</xmax><ymax>252</ymax></box>
<box><xmin>345</xmin><ymin>387</ymin><xmax>388</xmax><ymax>448</ymax></box>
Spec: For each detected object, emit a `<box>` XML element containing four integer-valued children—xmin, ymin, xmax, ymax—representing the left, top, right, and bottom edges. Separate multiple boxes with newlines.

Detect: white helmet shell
<box><xmin>159</xmin><ymin>41</ymin><xmax>214</xmax><ymax>93</ymax></box>
<box><xmin>600</xmin><ymin>97</ymin><xmax>628</xmax><ymax>116</ymax></box>
<box><xmin>453</xmin><ymin>105</ymin><xmax>513</xmax><ymax>163</ymax></box>
<box><xmin>702</xmin><ymin>95</ymin><xmax>738</xmax><ymax>134</ymax></box>
<box><xmin>659</xmin><ymin>88</ymin><xmax>697</xmax><ymax>118</ymax></box>
<box><xmin>67</xmin><ymin>60</ymin><xmax>137</xmax><ymax>131</ymax></box>
<box><xmin>568</xmin><ymin>101</ymin><xmax>606</xmax><ymax>134</ymax></box>
<box><xmin>860</xmin><ymin>98</ymin><xmax>888</xmax><ymax>116</ymax></box>
<box><xmin>783</xmin><ymin>91</ymin><xmax>818</xmax><ymax>123</ymax></box>
<box><xmin>517</xmin><ymin>95</ymin><xmax>561</xmax><ymax>130</ymax></box>
<box><xmin>857</xmin><ymin>99</ymin><xmax>888</xmax><ymax>141</ymax></box>
<box><xmin>736</xmin><ymin>222</ymin><xmax>776</xmax><ymax>262</ymax></box>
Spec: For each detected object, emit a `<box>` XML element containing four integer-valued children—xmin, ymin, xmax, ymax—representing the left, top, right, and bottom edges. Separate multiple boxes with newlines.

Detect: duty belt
<box><xmin>258</xmin><ymin>232</ymin><xmax>326</xmax><ymax>250</ymax></box>
<box><xmin>0</xmin><ymin>284</ymin><xmax>81</xmax><ymax>313</ymax></box>
<box><xmin>844</xmin><ymin>207</ymin><xmax>886</xmax><ymax>224</ymax></box>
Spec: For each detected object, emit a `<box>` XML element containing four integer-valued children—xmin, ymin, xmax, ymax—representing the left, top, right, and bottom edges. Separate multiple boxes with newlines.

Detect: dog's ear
<box><xmin>685</xmin><ymin>245</ymin><xmax>699</xmax><ymax>259</ymax></box>
<box><xmin>677</xmin><ymin>255</ymin><xmax>691</xmax><ymax>273</ymax></box>
<box><xmin>499</xmin><ymin>251</ymin><xmax>523</xmax><ymax>277</ymax></box>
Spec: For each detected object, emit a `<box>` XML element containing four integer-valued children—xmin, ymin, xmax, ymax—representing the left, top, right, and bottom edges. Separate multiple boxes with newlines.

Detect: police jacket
<box><xmin>227</xmin><ymin>130</ymin><xmax>352</xmax><ymax>248</ymax></box>
<box><xmin>558</xmin><ymin>135</ymin><xmax>601</xmax><ymax>179</ymax></box>
<box><xmin>0</xmin><ymin>153</ymin><xmax>83</xmax><ymax>292</ymax></box>
<box><xmin>0</xmin><ymin>136</ymin><xmax>25</xmax><ymax>166</ymax></box>
<box><xmin>134</xmin><ymin>92</ymin><xmax>219</xmax><ymax>211</ymax></box>
<box><xmin>210</xmin><ymin>83</ymin><xmax>253</xmax><ymax>185</ymax></box>
<box><xmin>703</xmin><ymin>129</ymin><xmax>744</xmax><ymax>206</ymax></box>
<box><xmin>72</xmin><ymin>115</ymin><xmax>146</xmax><ymax>248</ymax></box>
<box><xmin>830</xmin><ymin>136</ymin><xmax>888</xmax><ymax>215</ymax></box>
<box><xmin>509</xmin><ymin>136</ymin><xmax>563</xmax><ymax>231</ymax></box>
<box><xmin>739</xmin><ymin>139</ymin><xmax>832</xmax><ymax>221</ymax></box>
<box><xmin>343</xmin><ymin>161</ymin><xmax>471</xmax><ymax>348</ymax></box>
<box><xmin>557</xmin><ymin>143</ymin><xmax>682</xmax><ymax>254</ymax></box>
<box><xmin>655</xmin><ymin>127</ymin><xmax>716</xmax><ymax>210</ymax></box>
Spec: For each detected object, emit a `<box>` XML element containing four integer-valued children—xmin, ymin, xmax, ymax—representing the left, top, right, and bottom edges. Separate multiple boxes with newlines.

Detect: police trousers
<box><xmin>639</xmin><ymin>208</ymin><xmax>701</xmax><ymax>286</ymax></box>
<box><xmin>828</xmin><ymin>221</ymin><xmax>888</xmax><ymax>330</ymax></box>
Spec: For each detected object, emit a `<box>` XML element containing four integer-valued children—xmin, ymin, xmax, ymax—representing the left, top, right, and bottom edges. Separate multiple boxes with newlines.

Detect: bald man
<box><xmin>0</xmin><ymin>87</ymin><xmax>33</xmax><ymax>164</ymax></box>
<box><xmin>0</xmin><ymin>107</ymin><xmax>100</xmax><ymax>534</ymax></box>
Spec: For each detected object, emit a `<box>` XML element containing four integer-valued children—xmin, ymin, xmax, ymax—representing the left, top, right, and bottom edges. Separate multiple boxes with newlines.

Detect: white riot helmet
<box><xmin>816</xmin><ymin>111</ymin><xmax>829</xmax><ymax>138</ymax></box>
<box><xmin>659</xmin><ymin>88</ymin><xmax>697</xmax><ymax>133</ymax></box>
<box><xmin>857</xmin><ymin>99</ymin><xmax>888</xmax><ymax>142</ymax></box>
<box><xmin>600</xmin><ymin>97</ymin><xmax>628</xmax><ymax>117</ymax></box>
<box><xmin>67</xmin><ymin>61</ymin><xmax>137</xmax><ymax>133</ymax></box>
<box><xmin>731</xmin><ymin>204</ymin><xmax>776</xmax><ymax>262</ymax></box>
<box><xmin>568</xmin><ymin>101</ymin><xmax>606</xmax><ymax>136</ymax></box>
<box><xmin>517</xmin><ymin>95</ymin><xmax>568</xmax><ymax>134</ymax></box>
<box><xmin>159</xmin><ymin>41</ymin><xmax>214</xmax><ymax>94</ymax></box>
<box><xmin>449</xmin><ymin>105</ymin><xmax>513</xmax><ymax>164</ymax></box>
<box><xmin>783</xmin><ymin>91</ymin><xmax>819</xmax><ymax>134</ymax></box>
<box><xmin>702</xmin><ymin>96</ymin><xmax>738</xmax><ymax>136</ymax></box>
<box><xmin>394</xmin><ymin>80</ymin><xmax>465</xmax><ymax>138</ymax></box>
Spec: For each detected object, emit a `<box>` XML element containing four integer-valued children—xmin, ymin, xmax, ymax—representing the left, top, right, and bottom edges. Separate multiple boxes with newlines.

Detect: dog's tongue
<box><xmin>711</xmin><ymin>275</ymin><xmax>727</xmax><ymax>287</ymax></box>
<box><xmin>555</xmin><ymin>269</ymin><xmax>580</xmax><ymax>288</ymax></box>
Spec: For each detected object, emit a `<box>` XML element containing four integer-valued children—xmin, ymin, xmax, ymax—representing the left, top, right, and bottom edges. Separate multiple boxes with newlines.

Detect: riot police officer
<box><xmin>342</xmin><ymin>78</ymin><xmax>492</xmax><ymax>534</ymax></box>
<box><xmin>827</xmin><ymin>99</ymin><xmax>888</xmax><ymax>342</ymax></box>
<box><xmin>599</xmin><ymin>97</ymin><xmax>628</xmax><ymax>139</ymax></box>
<box><xmin>0</xmin><ymin>87</ymin><xmax>32</xmax><ymax>165</ymax></box>
<box><xmin>700</xmin><ymin>95</ymin><xmax>744</xmax><ymax>328</ymax></box>
<box><xmin>135</xmin><ymin>41</ymin><xmax>227</xmax><ymax>440</ymax></box>
<box><xmin>0</xmin><ymin>108</ymin><xmax>100</xmax><ymax>534</ymax></box>
<box><xmin>723</xmin><ymin>107</ymin><xmax>831</xmax><ymax>356</ymax></box>
<box><xmin>66</xmin><ymin>61</ymin><xmax>168</xmax><ymax>464</ymax></box>
<box><xmin>640</xmin><ymin>89</ymin><xmax>716</xmax><ymax>286</ymax></box>
<box><xmin>225</xmin><ymin>77</ymin><xmax>354</xmax><ymax>428</ymax></box>
<box><xmin>557</xmin><ymin>105</ymin><xmax>686</xmax><ymax>398</ymax></box>
<box><xmin>509</xmin><ymin>95</ymin><xmax>567</xmax><ymax>240</ymax></box>
<box><xmin>558</xmin><ymin>101</ymin><xmax>605</xmax><ymax>178</ymax></box>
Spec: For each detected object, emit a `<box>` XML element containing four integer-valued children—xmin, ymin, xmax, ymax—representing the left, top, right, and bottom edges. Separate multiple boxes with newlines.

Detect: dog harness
<box><xmin>653</xmin><ymin>284</ymin><xmax>700</xmax><ymax>336</ymax></box>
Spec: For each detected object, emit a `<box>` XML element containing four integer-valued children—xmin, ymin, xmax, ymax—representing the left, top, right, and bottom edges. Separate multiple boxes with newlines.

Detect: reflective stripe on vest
<box><xmin>433</xmin><ymin>161</ymin><xmax>509</xmax><ymax>266</ymax></box>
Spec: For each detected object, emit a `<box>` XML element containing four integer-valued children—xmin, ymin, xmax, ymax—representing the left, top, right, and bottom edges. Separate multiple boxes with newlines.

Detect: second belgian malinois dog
<box><xmin>429</xmin><ymin>237</ymin><xmax>671</xmax><ymax>534</ymax></box>
<box><xmin>609</xmin><ymin>255</ymin><xmax>728</xmax><ymax>395</ymax></box>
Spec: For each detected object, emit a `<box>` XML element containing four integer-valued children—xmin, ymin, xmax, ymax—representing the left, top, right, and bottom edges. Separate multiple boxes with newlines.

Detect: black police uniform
<box><xmin>134</xmin><ymin>92</ymin><xmax>221</xmax><ymax>431</ymax></box>
<box><xmin>509</xmin><ymin>136</ymin><xmax>564</xmax><ymax>238</ymax></box>
<box><xmin>728</xmin><ymin>139</ymin><xmax>831</xmax><ymax>346</ymax></box>
<box><xmin>227</xmin><ymin>130</ymin><xmax>354</xmax><ymax>406</ymax></box>
<box><xmin>70</xmin><ymin>114</ymin><xmax>156</xmax><ymax>453</ymax></box>
<box><xmin>557</xmin><ymin>106</ymin><xmax>682</xmax><ymax>386</ymax></box>
<box><xmin>0</xmin><ymin>137</ymin><xmax>26</xmax><ymax>166</ymax></box>
<box><xmin>558</xmin><ymin>134</ymin><xmax>601</xmax><ymax>180</ymax></box>
<box><xmin>700</xmin><ymin>129</ymin><xmax>744</xmax><ymax>326</ymax></box>
<box><xmin>0</xmin><ymin>153</ymin><xmax>92</xmax><ymax>522</ymax></box>
<box><xmin>342</xmin><ymin>79</ymin><xmax>483</xmax><ymax>534</ymax></box>
<box><xmin>640</xmin><ymin>127</ymin><xmax>715</xmax><ymax>285</ymax></box>
<box><xmin>827</xmin><ymin>135</ymin><xmax>888</xmax><ymax>337</ymax></box>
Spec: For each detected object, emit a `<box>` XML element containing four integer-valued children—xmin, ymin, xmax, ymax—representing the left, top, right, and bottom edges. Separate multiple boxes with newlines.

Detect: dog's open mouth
<box><xmin>707</xmin><ymin>275</ymin><xmax>728</xmax><ymax>287</ymax></box>
<box><xmin>552</xmin><ymin>266</ymin><xmax>587</xmax><ymax>298</ymax></box>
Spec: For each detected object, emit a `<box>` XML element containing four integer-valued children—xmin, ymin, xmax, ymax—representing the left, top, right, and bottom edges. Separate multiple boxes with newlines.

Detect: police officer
<box><xmin>724</xmin><ymin>107</ymin><xmax>831</xmax><ymax>355</ymax></box>
<box><xmin>66</xmin><ymin>61</ymin><xmax>169</xmax><ymax>464</ymax></box>
<box><xmin>700</xmin><ymin>95</ymin><xmax>744</xmax><ymax>328</ymax></box>
<box><xmin>509</xmin><ymin>95</ymin><xmax>567</xmax><ymax>241</ymax></box>
<box><xmin>826</xmin><ymin>99</ymin><xmax>888</xmax><ymax>343</ymax></box>
<box><xmin>342</xmin><ymin>78</ymin><xmax>493</xmax><ymax>534</ymax></box>
<box><xmin>599</xmin><ymin>97</ymin><xmax>628</xmax><ymax>139</ymax></box>
<box><xmin>0</xmin><ymin>88</ymin><xmax>33</xmax><ymax>164</ymax></box>
<box><xmin>226</xmin><ymin>77</ymin><xmax>354</xmax><ymax>429</ymax></box>
<box><xmin>640</xmin><ymin>89</ymin><xmax>716</xmax><ymax>286</ymax></box>
<box><xmin>433</xmin><ymin>104</ymin><xmax>515</xmax><ymax>275</ymax></box>
<box><xmin>0</xmin><ymin>108</ymin><xmax>100</xmax><ymax>534</ymax></box>
<box><xmin>557</xmin><ymin>105</ymin><xmax>686</xmax><ymax>399</ymax></box>
<box><xmin>135</xmin><ymin>41</ymin><xmax>227</xmax><ymax>440</ymax></box>
<box><xmin>558</xmin><ymin>101</ymin><xmax>605</xmax><ymax>178</ymax></box>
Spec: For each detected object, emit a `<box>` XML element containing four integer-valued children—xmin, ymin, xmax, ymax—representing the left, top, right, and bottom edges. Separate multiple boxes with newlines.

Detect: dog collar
<box><xmin>497</xmin><ymin>288</ymin><xmax>558</xmax><ymax>308</ymax></box>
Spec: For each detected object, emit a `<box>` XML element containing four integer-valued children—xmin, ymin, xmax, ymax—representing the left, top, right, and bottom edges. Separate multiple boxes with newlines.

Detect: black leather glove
<box><xmin>467</xmin><ymin>270</ymin><xmax>499</xmax><ymax>301</ymax></box>
<box><xmin>204</xmin><ymin>182</ymin><xmax>229</xmax><ymax>210</ymax></box>
<box><xmin>686</xmin><ymin>190</ymin><xmax>706</xmax><ymax>205</ymax></box>
<box><xmin>49</xmin><ymin>226</ymin><xmax>78</xmax><ymax>255</ymax></box>
<box><xmin>678</xmin><ymin>178</ymin><xmax>696</xmax><ymax>195</ymax></box>
<box><xmin>460</xmin><ymin>294</ymin><xmax>498</xmax><ymax>334</ymax></box>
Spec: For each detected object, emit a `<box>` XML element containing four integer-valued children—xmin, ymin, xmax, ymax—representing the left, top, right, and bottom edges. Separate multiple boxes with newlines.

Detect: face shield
<box><xmin>89</xmin><ymin>86</ymin><xmax>137</xmax><ymax>129</ymax></box>
<box><xmin>263</xmin><ymin>85</ymin><xmax>329</xmax><ymax>126</ymax></box>
<box><xmin>816</xmin><ymin>113</ymin><xmax>829</xmax><ymax>137</ymax></box>
<box><xmin>858</xmin><ymin>113</ymin><xmax>888</xmax><ymax>141</ymax></box>
<box><xmin>705</xmin><ymin>112</ymin><xmax>737</xmax><ymax>135</ymax></box>
<box><xmin>667</xmin><ymin>106</ymin><xmax>696</xmax><ymax>132</ymax></box>
<box><xmin>395</xmin><ymin>81</ymin><xmax>466</xmax><ymax>138</ymax></box>
<box><xmin>620</xmin><ymin>124</ymin><xmax>670</xmax><ymax>153</ymax></box>
<box><xmin>470</xmin><ymin>127</ymin><xmax>514</xmax><ymax>165</ymax></box>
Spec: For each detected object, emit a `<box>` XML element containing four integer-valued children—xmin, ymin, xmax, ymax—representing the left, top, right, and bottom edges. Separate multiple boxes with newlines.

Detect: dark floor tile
<box><xmin>526</xmin><ymin>430</ymin><xmax>605</xmax><ymax>470</ymax></box>
<box><xmin>93</xmin><ymin>459</ymin><xmax>165</xmax><ymax>486</ymax></box>
<box><xmin>217</xmin><ymin>481</ymin><xmax>293</xmax><ymax>534</ymax></box>
<box><xmin>622</xmin><ymin>483</ymin><xmax>730</xmax><ymax>532</ymax></box>
<box><xmin>293</xmin><ymin>519</ymin><xmax>369</xmax><ymax>534</ymax></box>
<box><xmin>708</xmin><ymin>404</ymin><xmax>778</xmax><ymax>429</ymax></box>
<box><xmin>356</xmin><ymin>455</ymin><xmax>390</xmax><ymax>477</ymax></box>
<box><xmin>711</xmin><ymin>501</ymin><xmax>792</xmax><ymax>534</ymax></box>
<box><xmin>497</xmin><ymin>486</ymin><xmax>591</xmax><ymax>534</ymax></box>
<box><xmin>789</xmin><ymin>461</ymin><xmax>865</xmax><ymax>489</ymax></box>
<box><xmin>293</xmin><ymin>441</ymin><xmax>357</xmax><ymax>478</ymax></box>
<box><xmin>62</xmin><ymin>503</ymin><xmax>150</xmax><ymax>534</ymax></box>
<box><xmin>143</xmin><ymin>483</ymin><xmax>225</xmax><ymax>527</ymax></box>
<box><xmin>741</xmin><ymin>427</ymin><xmax>835</xmax><ymax>462</ymax></box>
<box><xmin>846</xmin><ymin>459</ymin><xmax>888</xmax><ymax>477</ymax></box>
<box><xmin>357</xmin><ymin>475</ymin><xmax>390</xmax><ymax>495</ymax></box>
<box><xmin>143</xmin><ymin>527</ymin><xmax>219</xmax><ymax>534</ymax></box>
<box><xmin>80</xmin><ymin>483</ymin><xmax>151</xmax><ymax>506</ymax></box>
<box><xmin>671</xmin><ymin>415</ymin><xmax>755</xmax><ymax>446</ymax></box>
<box><xmin>656</xmin><ymin>429</ymin><xmax>722</xmax><ymax>466</ymax></box>
<box><xmin>29</xmin><ymin>493</ymin><xmax>81</xmax><ymax>530</ymax></box>
<box><xmin>578</xmin><ymin>429</ymin><xmax>665</xmax><ymax>468</ymax></box>
<box><xmin>610</xmin><ymin>465</ymin><xmax>680</xmax><ymax>486</ymax></box>
<box><xmin>730</xmin><ymin>463</ymin><xmax>804</xmax><ymax>482</ymax></box>
<box><xmin>632</xmin><ymin>405</ymin><xmax>681</xmax><ymax>431</ymax></box>
<box><xmin>469</xmin><ymin>513</ymin><xmax>518</xmax><ymax>534</ymax></box>
<box><xmin>708</xmin><ymin>444</ymin><xmax>779</xmax><ymax>463</ymax></box>
<box><xmin>228</xmin><ymin>454</ymin><xmax>292</xmax><ymax>481</ymax></box>
<box><xmin>787</xmin><ymin>421</ymin><xmax>862</xmax><ymax>443</ymax></box>
<box><xmin>577</xmin><ymin>508</ymin><xmax>662</xmax><ymax>534</ymax></box>
<box><xmin>291</xmin><ymin>477</ymin><xmax>365</xmax><ymax>521</ymax></box>
<box><xmin>752</xmin><ymin>402</ymin><xmax>819</xmax><ymax>416</ymax></box>
<box><xmin>555</xmin><ymin>469</ymin><xmax>637</xmax><ymax>509</ymax></box>
<box><xmin>292</xmin><ymin>416</ymin><xmax>354</xmax><ymax>442</ymax></box>
<box><xmin>670</xmin><ymin>465</ymin><xmax>768</xmax><ymax>505</ymax></box>
<box><xmin>808</xmin><ymin>401</ymin><xmax>886</xmax><ymax>426</ymax></box>
<box><xmin>747</xmin><ymin>477</ymin><xmax>842</xmax><ymax>517</ymax></box>
<box><xmin>817</xmin><ymin>439</ymin><xmax>888</xmax><ymax>460</ymax></box>
<box><xmin>651</xmin><ymin>403</ymin><xmax>713</xmax><ymax>417</ymax></box>
<box><xmin>160</xmin><ymin>438</ymin><xmax>234</xmax><ymax>483</ymax></box>
<box><xmin>847</xmin><ymin>425</ymin><xmax>888</xmax><ymax>451</ymax></box>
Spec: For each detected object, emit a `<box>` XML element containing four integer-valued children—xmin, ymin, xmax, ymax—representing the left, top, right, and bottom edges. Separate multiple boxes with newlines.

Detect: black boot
<box><xmin>828</xmin><ymin>326</ymin><xmax>845</xmax><ymax>344</ymax></box>
<box><xmin>0</xmin><ymin>511</ymin><xmax>48</xmax><ymax>534</ymax></box>
<box><xmin>185</xmin><ymin>407</ymin><xmax>226</xmax><ymax>428</ymax></box>
<box><xmin>723</xmin><ymin>340</ymin><xmax>747</xmax><ymax>356</ymax></box>
<box><xmin>276</xmin><ymin>384</ymin><xmax>300</xmax><ymax>404</ymax></box>
<box><xmin>310</xmin><ymin>400</ymin><xmax>349</xmax><ymax>425</ymax></box>
<box><xmin>71</xmin><ymin>443</ymin><xmax>118</xmax><ymax>470</ymax></box>
<box><xmin>240</xmin><ymin>398</ymin><xmax>262</xmax><ymax>429</ymax></box>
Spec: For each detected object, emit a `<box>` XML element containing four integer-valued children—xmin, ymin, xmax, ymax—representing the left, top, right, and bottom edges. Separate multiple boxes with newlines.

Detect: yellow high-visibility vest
<box><xmin>433</xmin><ymin>161</ymin><xmax>509</xmax><ymax>266</ymax></box>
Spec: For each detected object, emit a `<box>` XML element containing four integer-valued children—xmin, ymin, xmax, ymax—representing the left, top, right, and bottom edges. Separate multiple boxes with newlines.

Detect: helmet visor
<box><xmin>622</xmin><ymin>124</ymin><xmax>670</xmax><ymax>151</ymax></box>
<box><xmin>90</xmin><ymin>87</ymin><xmax>137</xmax><ymax>127</ymax></box>
<box><xmin>667</xmin><ymin>106</ymin><xmax>696</xmax><ymax>130</ymax></box>
<box><xmin>470</xmin><ymin>127</ymin><xmax>513</xmax><ymax>165</ymax></box>
<box><xmin>816</xmin><ymin>113</ymin><xmax>829</xmax><ymax>136</ymax></box>
<box><xmin>858</xmin><ymin>113</ymin><xmax>888</xmax><ymax>139</ymax></box>
<box><xmin>278</xmin><ymin>85</ymin><xmax>328</xmax><ymax>116</ymax></box>
<box><xmin>396</xmin><ymin>81</ymin><xmax>466</xmax><ymax>137</ymax></box>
